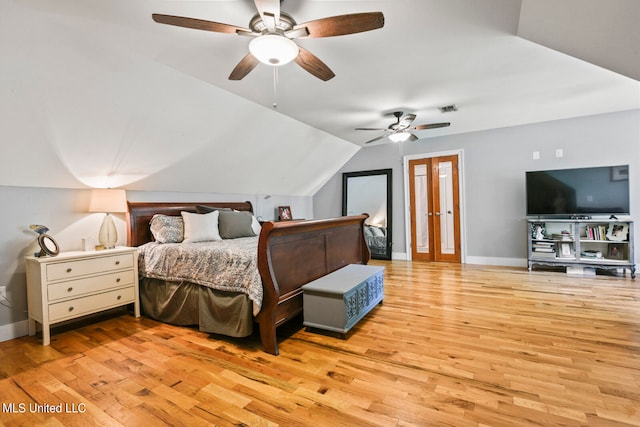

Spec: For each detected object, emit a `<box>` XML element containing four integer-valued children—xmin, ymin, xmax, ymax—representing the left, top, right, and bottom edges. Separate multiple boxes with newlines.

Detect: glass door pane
<box><xmin>438</xmin><ymin>161</ymin><xmax>456</xmax><ymax>255</ymax></box>
<box><xmin>413</xmin><ymin>163</ymin><xmax>430</xmax><ymax>254</ymax></box>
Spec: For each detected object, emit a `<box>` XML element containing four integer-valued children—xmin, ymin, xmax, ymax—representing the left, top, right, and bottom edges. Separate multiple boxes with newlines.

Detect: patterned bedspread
<box><xmin>137</xmin><ymin>237</ymin><xmax>263</xmax><ymax>312</ymax></box>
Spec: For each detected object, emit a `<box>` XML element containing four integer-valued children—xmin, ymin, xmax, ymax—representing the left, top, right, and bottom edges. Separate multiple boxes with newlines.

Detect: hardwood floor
<box><xmin>0</xmin><ymin>261</ymin><xmax>638</xmax><ymax>426</ymax></box>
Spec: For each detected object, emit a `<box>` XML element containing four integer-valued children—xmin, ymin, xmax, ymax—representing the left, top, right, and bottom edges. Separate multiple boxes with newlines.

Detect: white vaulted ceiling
<box><xmin>1</xmin><ymin>0</ymin><xmax>638</xmax><ymax>195</ymax></box>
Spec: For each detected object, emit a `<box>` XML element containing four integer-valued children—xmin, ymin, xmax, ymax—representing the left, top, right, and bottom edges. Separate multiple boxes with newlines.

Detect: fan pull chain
<box><xmin>272</xmin><ymin>67</ymin><xmax>279</xmax><ymax>109</ymax></box>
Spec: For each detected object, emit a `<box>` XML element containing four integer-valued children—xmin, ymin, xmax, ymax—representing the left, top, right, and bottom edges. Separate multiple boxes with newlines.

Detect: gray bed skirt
<box><xmin>139</xmin><ymin>277</ymin><xmax>254</xmax><ymax>337</ymax></box>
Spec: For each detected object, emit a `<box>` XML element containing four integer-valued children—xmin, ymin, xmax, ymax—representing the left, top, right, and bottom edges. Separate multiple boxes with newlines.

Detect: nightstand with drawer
<box><xmin>25</xmin><ymin>247</ymin><xmax>140</xmax><ymax>345</ymax></box>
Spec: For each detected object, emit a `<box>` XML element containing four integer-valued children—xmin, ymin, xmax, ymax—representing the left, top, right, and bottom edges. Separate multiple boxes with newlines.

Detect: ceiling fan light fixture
<box><xmin>249</xmin><ymin>34</ymin><xmax>299</xmax><ymax>66</ymax></box>
<box><xmin>388</xmin><ymin>131</ymin><xmax>412</xmax><ymax>143</ymax></box>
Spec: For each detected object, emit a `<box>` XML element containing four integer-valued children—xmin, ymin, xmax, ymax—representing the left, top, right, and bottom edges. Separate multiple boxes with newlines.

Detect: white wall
<box><xmin>0</xmin><ymin>0</ymin><xmax>360</xmax><ymax>197</ymax></box>
<box><xmin>314</xmin><ymin>110</ymin><xmax>640</xmax><ymax>264</ymax></box>
<box><xmin>0</xmin><ymin>186</ymin><xmax>312</xmax><ymax>341</ymax></box>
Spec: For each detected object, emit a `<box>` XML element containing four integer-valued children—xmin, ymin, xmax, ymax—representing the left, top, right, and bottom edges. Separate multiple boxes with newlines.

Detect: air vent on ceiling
<box><xmin>439</xmin><ymin>104</ymin><xmax>458</xmax><ymax>113</ymax></box>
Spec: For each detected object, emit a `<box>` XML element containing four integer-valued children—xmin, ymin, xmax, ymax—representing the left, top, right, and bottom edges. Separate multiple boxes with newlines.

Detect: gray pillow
<box><xmin>195</xmin><ymin>205</ymin><xmax>232</xmax><ymax>214</ymax></box>
<box><xmin>150</xmin><ymin>214</ymin><xmax>184</xmax><ymax>243</ymax></box>
<box><xmin>218</xmin><ymin>210</ymin><xmax>255</xmax><ymax>239</ymax></box>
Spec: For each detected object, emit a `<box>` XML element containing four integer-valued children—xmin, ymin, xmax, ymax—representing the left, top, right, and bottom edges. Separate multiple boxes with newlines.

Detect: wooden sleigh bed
<box><xmin>127</xmin><ymin>201</ymin><xmax>370</xmax><ymax>355</ymax></box>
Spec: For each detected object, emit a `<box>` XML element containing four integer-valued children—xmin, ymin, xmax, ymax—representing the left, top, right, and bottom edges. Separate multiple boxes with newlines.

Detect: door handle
<box><xmin>426</xmin><ymin>212</ymin><xmax>432</xmax><ymax>216</ymax></box>
<box><xmin>435</xmin><ymin>212</ymin><xmax>442</xmax><ymax>216</ymax></box>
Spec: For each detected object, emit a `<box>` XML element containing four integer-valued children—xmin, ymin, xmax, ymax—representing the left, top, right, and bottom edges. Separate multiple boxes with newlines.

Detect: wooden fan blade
<box><xmin>355</xmin><ymin>127</ymin><xmax>387</xmax><ymax>131</ymax></box>
<box><xmin>413</xmin><ymin>122</ymin><xmax>451</xmax><ymax>130</ymax></box>
<box><xmin>254</xmin><ymin>0</ymin><xmax>280</xmax><ymax>31</ymax></box>
<box><xmin>364</xmin><ymin>135</ymin><xmax>386</xmax><ymax>145</ymax></box>
<box><xmin>294</xmin><ymin>12</ymin><xmax>384</xmax><ymax>38</ymax></box>
<box><xmin>228</xmin><ymin>53</ymin><xmax>260</xmax><ymax>80</ymax></box>
<box><xmin>152</xmin><ymin>14</ymin><xmax>250</xmax><ymax>34</ymax></box>
<box><xmin>294</xmin><ymin>47</ymin><xmax>335</xmax><ymax>81</ymax></box>
<box><xmin>398</xmin><ymin>114</ymin><xmax>416</xmax><ymax>129</ymax></box>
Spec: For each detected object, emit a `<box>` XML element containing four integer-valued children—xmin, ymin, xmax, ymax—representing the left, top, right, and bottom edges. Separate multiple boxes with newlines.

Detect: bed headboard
<box><xmin>126</xmin><ymin>201</ymin><xmax>254</xmax><ymax>247</ymax></box>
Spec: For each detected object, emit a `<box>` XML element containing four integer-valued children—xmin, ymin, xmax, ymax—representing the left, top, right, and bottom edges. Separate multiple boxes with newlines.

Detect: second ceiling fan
<box><xmin>356</xmin><ymin>112</ymin><xmax>451</xmax><ymax>144</ymax></box>
<box><xmin>152</xmin><ymin>0</ymin><xmax>384</xmax><ymax>81</ymax></box>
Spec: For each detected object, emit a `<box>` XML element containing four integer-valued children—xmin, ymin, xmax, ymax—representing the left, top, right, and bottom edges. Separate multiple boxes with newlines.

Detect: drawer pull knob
<box><xmin>67</xmin><ymin>287</ymin><xmax>73</xmax><ymax>293</ymax></box>
<box><xmin>68</xmin><ymin>306</ymin><xmax>74</xmax><ymax>312</ymax></box>
<box><xmin>117</xmin><ymin>295</ymin><xmax>122</xmax><ymax>300</ymax></box>
<box><xmin>66</xmin><ymin>268</ymin><xmax>72</xmax><ymax>273</ymax></box>
<box><xmin>115</xmin><ymin>261</ymin><xmax>120</xmax><ymax>265</ymax></box>
<box><xmin>116</xmin><ymin>278</ymin><xmax>121</xmax><ymax>283</ymax></box>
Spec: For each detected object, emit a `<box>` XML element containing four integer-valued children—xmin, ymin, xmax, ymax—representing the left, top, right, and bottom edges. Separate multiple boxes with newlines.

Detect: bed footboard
<box><xmin>256</xmin><ymin>215</ymin><xmax>370</xmax><ymax>355</ymax></box>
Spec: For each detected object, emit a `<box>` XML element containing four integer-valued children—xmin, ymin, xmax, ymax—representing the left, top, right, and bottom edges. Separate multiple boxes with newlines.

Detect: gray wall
<box><xmin>2</xmin><ymin>109</ymin><xmax>637</xmax><ymax>340</ymax></box>
<box><xmin>0</xmin><ymin>186</ymin><xmax>312</xmax><ymax>341</ymax></box>
<box><xmin>314</xmin><ymin>109</ymin><xmax>640</xmax><ymax>264</ymax></box>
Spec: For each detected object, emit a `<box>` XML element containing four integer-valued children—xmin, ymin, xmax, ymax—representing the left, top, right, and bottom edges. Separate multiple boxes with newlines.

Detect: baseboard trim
<box><xmin>390</xmin><ymin>253</ymin><xmax>526</xmax><ymax>267</ymax></box>
<box><xmin>465</xmin><ymin>256</ymin><xmax>527</xmax><ymax>268</ymax></box>
<box><xmin>0</xmin><ymin>319</ymin><xmax>29</xmax><ymax>343</ymax></box>
<box><xmin>392</xmin><ymin>252</ymin><xmax>408</xmax><ymax>260</ymax></box>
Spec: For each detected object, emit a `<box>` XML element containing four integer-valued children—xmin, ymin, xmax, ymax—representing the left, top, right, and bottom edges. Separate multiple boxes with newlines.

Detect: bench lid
<box><xmin>302</xmin><ymin>264</ymin><xmax>384</xmax><ymax>294</ymax></box>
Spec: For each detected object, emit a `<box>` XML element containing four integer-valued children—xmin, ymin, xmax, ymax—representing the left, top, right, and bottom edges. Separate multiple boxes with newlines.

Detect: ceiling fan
<box><xmin>152</xmin><ymin>0</ymin><xmax>384</xmax><ymax>81</ymax></box>
<box><xmin>356</xmin><ymin>112</ymin><xmax>451</xmax><ymax>144</ymax></box>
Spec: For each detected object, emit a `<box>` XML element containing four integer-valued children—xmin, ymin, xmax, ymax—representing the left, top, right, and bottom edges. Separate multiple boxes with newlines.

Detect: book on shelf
<box><xmin>532</xmin><ymin>251</ymin><xmax>556</xmax><ymax>258</ymax></box>
<box><xmin>584</xmin><ymin>225</ymin><xmax>607</xmax><ymax>240</ymax></box>
<box><xmin>581</xmin><ymin>250</ymin><xmax>603</xmax><ymax>259</ymax></box>
<box><xmin>552</xmin><ymin>233</ymin><xmax>574</xmax><ymax>241</ymax></box>
<box><xmin>533</xmin><ymin>241</ymin><xmax>554</xmax><ymax>247</ymax></box>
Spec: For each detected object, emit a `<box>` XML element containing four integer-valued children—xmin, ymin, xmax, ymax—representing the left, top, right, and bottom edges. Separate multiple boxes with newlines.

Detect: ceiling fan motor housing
<box><xmin>249</xmin><ymin>12</ymin><xmax>296</xmax><ymax>33</ymax></box>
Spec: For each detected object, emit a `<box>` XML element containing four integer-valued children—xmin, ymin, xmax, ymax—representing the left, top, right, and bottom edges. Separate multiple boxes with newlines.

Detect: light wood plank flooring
<box><xmin>0</xmin><ymin>261</ymin><xmax>638</xmax><ymax>426</ymax></box>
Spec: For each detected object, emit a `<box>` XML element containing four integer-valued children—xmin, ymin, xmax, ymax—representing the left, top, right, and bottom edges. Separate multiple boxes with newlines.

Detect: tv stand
<box><xmin>527</xmin><ymin>218</ymin><xmax>635</xmax><ymax>278</ymax></box>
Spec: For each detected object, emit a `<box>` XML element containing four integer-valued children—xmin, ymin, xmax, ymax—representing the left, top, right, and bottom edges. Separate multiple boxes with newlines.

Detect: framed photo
<box><xmin>611</xmin><ymin>165</ymin><xmax>629</xmax><ymax>181</ymax></box>
<box><xmin>558</xmin><ymin>242</ymin><xmax>574</xmax><ymax>258</ymax></box>
<box><xmin>606</xmin><ymin>223</ymin><xmax>628</xmax><ymax>241</ymax></box>
<box><xmin>278</xmin><ymin>206</ymin><xmax>292</xmax><ymax>221</ymax></box>
<box><xmin>607</xmin><ymin>243</ymin><xmax>625</xmax><ymax>260</ymax></box>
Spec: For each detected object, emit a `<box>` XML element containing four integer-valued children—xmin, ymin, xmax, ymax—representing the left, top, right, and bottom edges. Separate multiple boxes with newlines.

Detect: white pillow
<box><xmin>251</xmin><ymin>215</ymin><xmax>262</xmax><ymax>236</ymax></box>
<box><xmin>181</xmin><ymin>210</ymin><xmax>221</xmax><ymax>243</ymax></box>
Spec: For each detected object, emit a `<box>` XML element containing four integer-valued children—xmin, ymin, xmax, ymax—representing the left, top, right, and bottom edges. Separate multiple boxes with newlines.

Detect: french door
<box><xmin>408</xmin><ymin>155</ymin><xmax>461</xmax><ymax>262</ymax></box>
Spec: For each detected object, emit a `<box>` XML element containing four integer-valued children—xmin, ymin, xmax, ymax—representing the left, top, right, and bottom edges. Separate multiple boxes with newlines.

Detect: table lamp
<box><xmin>88</xmin><ymin>189</ymin><xmax>127</xmax><ymax>249</ymax></box>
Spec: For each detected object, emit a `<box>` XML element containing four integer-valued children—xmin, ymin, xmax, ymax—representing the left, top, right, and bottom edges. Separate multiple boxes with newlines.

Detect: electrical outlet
<box><xmin>0</xmin><ymin>286</ymin><xmax>6</xmax><ymax>300</ymax></box>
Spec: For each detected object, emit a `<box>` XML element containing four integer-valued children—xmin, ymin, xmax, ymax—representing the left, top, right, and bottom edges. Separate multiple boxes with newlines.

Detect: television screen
<box><xmin>526</xmin><ymin>165</ymin><xmax>630</xmax><ymax>216</ymax></box>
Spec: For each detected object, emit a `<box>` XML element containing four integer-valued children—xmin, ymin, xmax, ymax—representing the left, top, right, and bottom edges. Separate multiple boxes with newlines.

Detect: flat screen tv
<box><xmin>526</xmin><ymin>165</ymin><xmax>630</xmax><ymax>217</ymax></box>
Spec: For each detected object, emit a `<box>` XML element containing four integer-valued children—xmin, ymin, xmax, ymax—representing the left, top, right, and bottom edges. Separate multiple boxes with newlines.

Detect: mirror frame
<box><xmin>342</xmin><ymin>168</ymin><xmax>392</xmax><ymax>260</ymax></box>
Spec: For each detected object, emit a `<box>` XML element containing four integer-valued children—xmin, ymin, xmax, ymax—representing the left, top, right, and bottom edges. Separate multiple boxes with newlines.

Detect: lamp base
<box><xmin>98</xmin><ymin>213</ymin><xmax>118</xmax><ymax>249</ymax></box>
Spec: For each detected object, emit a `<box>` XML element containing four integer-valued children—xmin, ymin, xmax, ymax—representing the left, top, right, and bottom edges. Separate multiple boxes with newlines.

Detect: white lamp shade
<box><xmin>88</xmin><ymin>189</ymin><xmax>127</xmax><ymax>213</ymax></box>
<box><xmin>249</xmin><ymin>34</ymin><xmax>299</xmax><ymax>66</ymax></box>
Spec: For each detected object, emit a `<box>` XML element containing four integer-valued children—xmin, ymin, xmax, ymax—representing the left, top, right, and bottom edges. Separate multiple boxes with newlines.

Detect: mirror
<box><xmin>37</xmin><ymin>234</ymin><xmax>60</xmax><ymax>257</ymax></box>
<box><xmin>342</xmin><ymin>169</ymin><xmax>392</xmax><ymax>260</ymax></box>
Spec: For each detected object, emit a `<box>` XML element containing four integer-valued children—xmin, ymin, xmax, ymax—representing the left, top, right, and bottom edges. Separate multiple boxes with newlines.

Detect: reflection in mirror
<box><xmin>342</xmin><ymin>169</ymin><xmax>392</xmax><ymax>260</ymax></box>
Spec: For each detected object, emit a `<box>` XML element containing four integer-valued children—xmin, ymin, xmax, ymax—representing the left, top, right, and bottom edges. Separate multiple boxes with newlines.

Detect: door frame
<box><xmin>403</xmin><ymin>149</ymin><xmax>466</xmax><ymax>263</ymax></box>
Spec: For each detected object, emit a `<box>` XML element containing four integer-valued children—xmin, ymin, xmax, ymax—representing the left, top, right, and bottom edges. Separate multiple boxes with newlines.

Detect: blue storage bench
<box><xmin>302</xmin><ymin>264</ymin><xmax>384</xmax><ymax>336</ymax></box>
